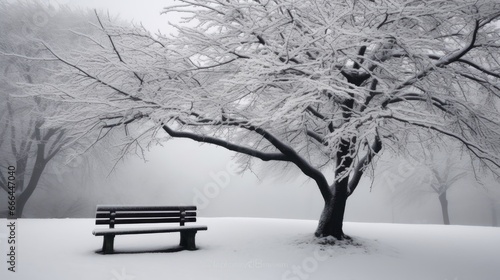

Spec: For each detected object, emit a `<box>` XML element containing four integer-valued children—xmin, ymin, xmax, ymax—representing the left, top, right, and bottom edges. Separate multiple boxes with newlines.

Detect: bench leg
<box><xmin>179</xmin><ymin>231</ymin><xmax>198</xmax><ymax>250</ymax></box>
<box><xmin>102</xmin><ymin>235</ymin><xmax>115</xmax><ymax>254</ymax></box>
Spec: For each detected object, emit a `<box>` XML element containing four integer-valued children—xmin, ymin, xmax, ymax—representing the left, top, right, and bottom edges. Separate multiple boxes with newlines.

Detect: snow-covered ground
<box><xmin>1</xmin><ymin>218</ymin><xmax>499</xmax><ymax>280</ymax></box>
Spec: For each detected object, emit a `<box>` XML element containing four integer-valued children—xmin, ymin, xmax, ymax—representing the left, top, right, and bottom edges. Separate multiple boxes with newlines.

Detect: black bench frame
<box><xmin>92</xmin><ymin>205</ymin><xmax>207</xmax><ymax>254</ymax></box>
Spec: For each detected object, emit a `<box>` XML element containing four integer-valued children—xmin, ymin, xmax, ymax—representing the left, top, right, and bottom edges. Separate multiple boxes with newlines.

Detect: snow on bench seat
<box><xmin>93</xmin><ymin>225</ymin><xmax>208</xmax><ymax>236</ymax></box>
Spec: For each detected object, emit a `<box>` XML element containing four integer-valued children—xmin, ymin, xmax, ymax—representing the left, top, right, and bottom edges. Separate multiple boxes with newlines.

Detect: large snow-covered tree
<box><xmin>30</xmin><ymin>0</ymin><xmax>500</xmax><ymax>238</ymax></box>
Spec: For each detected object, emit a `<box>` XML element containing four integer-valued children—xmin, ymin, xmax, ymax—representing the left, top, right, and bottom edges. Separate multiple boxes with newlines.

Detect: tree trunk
<box><xmin>491</xmin><ymin>199</ymin><xmax>498</xmax><ymax>227</ymax></box>
<box><xmin>16</xmin><ymin>144</ymin><xmax>49</xmax><ymax>218</ymax></box>
<box><xmin>16</xmin><ymin>163</ymin><xmax>48</xmax><ymax>218</ymax></box>
<box><xmin>16</xmin><ymin>193</ymin><xmax>28</xmax><ymax>218</ymax></box>
<box><xmin>315</xmin><ymin>136</ymin><xmax>355</xmax><ymax>240</ymax></box>
<box><xmin>315</xmin><ymin>178</ymin><xmax>349</xmax><ymax>240</ymax></box>
<box><xmin>438</xmin><ymin>191</ymin><xmax>450</xmax><ymax>225</ymax></box>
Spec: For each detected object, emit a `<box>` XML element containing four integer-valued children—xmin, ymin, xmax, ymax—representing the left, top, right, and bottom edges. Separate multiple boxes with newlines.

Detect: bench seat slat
<box><xmin>96</xmin><ymin>212</ymin><xmax>196</xmax><ymax>219</ymax></box>
<box><xmin>96</xmin><ymin>217</ymin><xmax>196</xmax><ymax>225</ymax></box>
<box><xmin>93</xmin><ymin>225</ymin><xmax>208</xmax><ymax>236</ymax></box>
<box><xmin>96</xmin><ymin>205</ymin><xmax>196</xmax><ymax>212</ymax></box>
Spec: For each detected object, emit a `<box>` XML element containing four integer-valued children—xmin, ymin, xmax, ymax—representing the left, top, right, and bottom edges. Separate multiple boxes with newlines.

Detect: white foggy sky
<box><xmin>55</xmin><ymin>0</ymin><xmax>180</xmax><ymax>34</ymax></box>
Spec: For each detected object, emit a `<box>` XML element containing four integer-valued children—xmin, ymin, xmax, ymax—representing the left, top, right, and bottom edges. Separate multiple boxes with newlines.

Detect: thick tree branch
<box><xmin>387</xmin><ymin>92</ymin><xmax>450</xmax><ymax>112</ymax></box>
<box><xmin>306</xmin><ymin>105</ymin><xmax>336</xmax><ymax>133</ymax></box>
<box><xmin>306</xmin><ymin>129</ymin><xmax>327</xmax><ymax>146</ymax></box>
<box><xmin>46</xmin><ymin>129</ymin><xmax>66</xmax><ymax>158</ymax></box>
<box><xmin>0</xmin><ymin>173</ymin><xmax>7</xmax><ymax>193</ymax></box>
<box><xmin>361</xmin><ymin>79</ymin><xmax>379</xmax><ymax>112</ymax></box>
<box><xmin>347</xmin><ymin>134</ymin><xmax>382</xmax><ymax>197</ymax></box>
<box><xmin>231</xmin><ymin>122</ymin><xmax>333</xmax><ymax>201</ymax></box>
<box><xmin>456</xmin><ymin>58</ymin><xmax>500</xmax><ymax>79</ymax></box>
<box><xmin>306</xmin><ymin>106</ymin><xmax>327</xmax><ymax>121</ymax></box>
<box><xmin>163</xmin><ymin>122</ymin><xmax>332</xmax><ymax>201</ymax></box>
<box><xmin>17</xmin><ymin>142</ymin><xmax>50</xmax><ymax>217</ymax></box>
<box><xmin>102</xmin><ymin>113</ymin><xmax>148</xmax><ymax>128</ymax></box>
<box><xmin>383</xmin><ymin>20</ymin><xmax>481</xmax><ymax>106</ymax></box>
<box><xmin>0</xmin><ymin>109</ymin><xmax>7</xmax><ymax>149</ymax></box>
<box><xmin>47</xmin><ymin>145</ymin><xmax>62</xmax><ymax>162</ymax></box>
<box><xmin>353</xmin><ymin>45</ymin><xmax>367</xmax><ymax>70</ymax></box>
<box><xmin>162</xmin><ymin>124</ymin><xmax>288</xmax><ymax>162</ymax></box>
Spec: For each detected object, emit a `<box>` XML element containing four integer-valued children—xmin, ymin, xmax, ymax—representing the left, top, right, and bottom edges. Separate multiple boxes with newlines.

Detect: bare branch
<box><xmin>94</xmin><ymin>10</ymin><xmax>144</xmax><ymax>85</ymax></box>
<box><xmin>42</xmin><ymin>42</ymin><xmax>156</xmax><ymax>105</ymax></box>
<box><xmin>457</xmin><ymin>58</ymin><xmax>500</xmax><ymax>79</ymax></box>
<box><xmin>386</xmin><ymin>115</ymin><xmax>500</xmax><ymax>169</ymax></box>
<box><xmin>348</xmin><ymin>133</ymin><xmax>382</xmax><ymax>197</ymax></box>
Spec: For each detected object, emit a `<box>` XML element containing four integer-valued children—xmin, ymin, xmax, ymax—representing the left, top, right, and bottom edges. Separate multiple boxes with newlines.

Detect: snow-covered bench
<box><xmin>92</xmin><ymin>205</ymin><xmax>207</xmax><ymax>254</ymax></box>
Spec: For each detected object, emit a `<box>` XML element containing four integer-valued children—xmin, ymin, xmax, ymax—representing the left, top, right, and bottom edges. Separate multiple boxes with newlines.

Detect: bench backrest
<box><xmin>95</xmin><ymin>205</ymin><xmax>197</xmax><ymax>228</ymax></box>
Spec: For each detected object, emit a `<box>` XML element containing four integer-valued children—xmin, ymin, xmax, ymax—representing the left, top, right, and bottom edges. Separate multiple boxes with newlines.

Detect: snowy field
<box><xmin>1</xmin><ymin>218</ymin><xmax>499</xmax><ymax>280</ymax></box>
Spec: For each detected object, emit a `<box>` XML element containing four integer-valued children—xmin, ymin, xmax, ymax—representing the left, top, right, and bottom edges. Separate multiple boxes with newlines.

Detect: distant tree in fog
<box><xmin>381</xmin><ymin>146</ymin><xmax>468</xmax><ymax>225</ymax></box>
<box><xmin>427</xmin><ymin>153</ymin><xmax>468</xmax><ymax>225</ymax></box>
<box><xmin>0</xmin><ymin>1</ymin><xmax>107</xmax><ymax>217</ymax></box>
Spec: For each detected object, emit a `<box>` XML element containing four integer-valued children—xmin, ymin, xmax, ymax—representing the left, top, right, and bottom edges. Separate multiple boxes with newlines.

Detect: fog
<box><xmin>1</xmin><ymin>137</ymin><xmax>495</xmax><ymax>227</ymax></box>
<box><xmin>1</xmin><ymin>0</ymin><xmax>499</xmax><ymax>227</ymax></box>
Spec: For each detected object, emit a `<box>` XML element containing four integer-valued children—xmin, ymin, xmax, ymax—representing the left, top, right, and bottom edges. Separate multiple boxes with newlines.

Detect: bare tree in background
<box><xmin>27</xmin><ymin>0</ymin><xmax>500</xmax><ymax>239</ymax></box>
<box><xmin>471</xmin><ymin>165</ymin><xmax>500</xmax><ymax>226</ymax></box>
<box><xmin>428</xmin><ymin>154</ymin><xmax>468</xmax><ymax>225</ymax></box>
<box><xmin>379</xmin><ymin>146</ymin><xmax>468</xmax><ymax>225</ymax></box>
<box><xmin>0</xmin><ymin>1</ymin><xmax>107</xmax><ymax>217</ymax></box>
